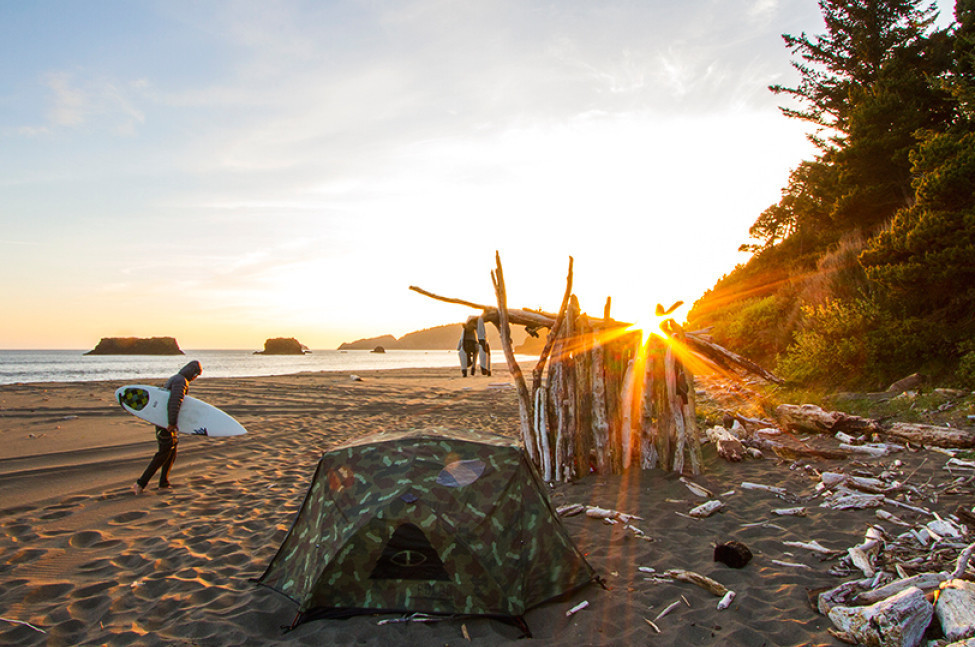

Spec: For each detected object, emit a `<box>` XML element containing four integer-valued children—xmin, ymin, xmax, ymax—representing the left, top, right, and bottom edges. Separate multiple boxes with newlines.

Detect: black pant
<box><xmin>138</xmin><ymin>428</ymin><xmax>178</xmax><ymax>488</ymax></box>
<box><xmin>463</xmin><ymin>340</ymin><xmax>478</xmax><ymax>375</ymax></box>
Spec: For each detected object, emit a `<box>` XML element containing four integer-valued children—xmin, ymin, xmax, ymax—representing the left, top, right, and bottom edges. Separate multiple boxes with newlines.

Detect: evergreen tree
<box><xmin>829</xmin><ymin>28</ymin><xmax>955</xmax><ymax>230</ymax></box>
<box><xmin>770</xmin><ymin>0</ymin><xmax>940</xmax><ymax>149</ymax></box>
<box><xmin>945</xmin><ymin>0</ymin><xmax>975</xmax><ymax>120</ymax></box>
<box><xmin>742</xmin><ymin>157</ymin><xmax>841</xmax><ymax>252</ymax></box>
<box><xmin>859</xmin><ymin>130</ymin><xmax>975</xmax><ymax>331</ymax></box>
<box><xmin>859</xmin><ymin>2</ymin><xmax>975</xmax><ymax>335</ymax></box>
<box><xmin>752</xmin><ymin>0</ymin><xmax>952</xmax><ymax>245</ymax></box>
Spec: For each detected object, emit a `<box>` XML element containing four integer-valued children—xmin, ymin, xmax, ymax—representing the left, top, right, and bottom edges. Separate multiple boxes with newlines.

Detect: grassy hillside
<box><xmin>338</xmin><ymin>322</ymin><xmax>538</xmax><ymax>352</ymax></box>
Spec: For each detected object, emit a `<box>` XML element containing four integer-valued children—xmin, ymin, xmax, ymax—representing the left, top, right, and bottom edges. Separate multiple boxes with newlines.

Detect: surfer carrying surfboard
<box><xmin>132</xmin><ymin>360</ymin><xmax>202</xmax><ymax>495</ymax></box>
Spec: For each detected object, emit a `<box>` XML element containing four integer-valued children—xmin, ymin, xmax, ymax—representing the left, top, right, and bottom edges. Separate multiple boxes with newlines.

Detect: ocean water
<box><xmin>0</xmin><ymin>349</ymin><xmax>492</xmax><ymax>385</ymax></box>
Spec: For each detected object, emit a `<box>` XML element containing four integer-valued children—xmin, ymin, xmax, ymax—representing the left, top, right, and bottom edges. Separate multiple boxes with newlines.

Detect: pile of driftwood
<box><xmin>703</xmin><ymin>401</ymin><xmax>975</xmax><ymax>464</ymax></box>
<box><xmin>814</xmin><ymin>465</ymin><xmax>975</xmax><ymax>646</ymax></box>
<box><xmin>411</xmin><ymin>254</ymin><xmax>781</xmax><ymax>481</ymax></box>
<box><xmin>695</xmin><ymin>390</ymin><xmax>975</xmax><ymax>646</ymax></box>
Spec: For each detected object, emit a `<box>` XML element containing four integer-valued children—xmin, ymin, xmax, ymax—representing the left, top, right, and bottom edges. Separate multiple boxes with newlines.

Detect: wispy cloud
<box><xmin>43</xmin><ymin>71</ymin><xmax>147</xmax><ymax>134</ymax></box>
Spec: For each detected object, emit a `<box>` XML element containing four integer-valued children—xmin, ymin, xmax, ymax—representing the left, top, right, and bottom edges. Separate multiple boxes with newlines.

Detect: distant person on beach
<box><xmin>457</xmin><ymin>319</ymin><xmax>478</xmax><ymax>377</ymax></box>
<box><xmin>476</xmin><ymin>315</ymin><xmax>491</xmax><ymax>376</ymax></box>
<box><xmin>132</xmin><ymin>360</ymin><xmax>202</xmax><ymax>495</ymax></box>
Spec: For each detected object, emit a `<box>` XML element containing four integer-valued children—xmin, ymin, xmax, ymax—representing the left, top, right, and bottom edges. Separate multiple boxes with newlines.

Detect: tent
<box><xmin>257</xmin><ymin>427</ymin><xmax>597</xmax><ymax>630</ymax></box>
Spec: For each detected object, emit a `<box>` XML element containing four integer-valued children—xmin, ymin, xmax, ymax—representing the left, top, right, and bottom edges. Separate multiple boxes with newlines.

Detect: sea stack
<box><xmin>85</xmin><ymin>337</ymin><xmax>184</xmax><ymax>355</ymax></box>
<box><xmin>256</xmin><ymin>338</ymin><xmax>309</xmax><ymax>355</ymax></box>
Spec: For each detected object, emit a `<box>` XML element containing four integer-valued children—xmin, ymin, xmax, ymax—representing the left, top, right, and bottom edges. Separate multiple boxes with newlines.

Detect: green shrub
<box><xmin>865</xmin><ymin>315</ymin><xmax>949</xmax><ymax>387</ymax></box>
<box><xmin>718</xmin><ymin>295</ymin><xmax>792</xmax><ymax>364</ymax></box>
<box><xmin>776</xmin><ymin>298</ymin><xmax>879</xmax><ymax>390</ymax></box>
<box><xmin>958</xmin><ymin>340</ymin><xmax>975</xmax><ymax>389</ymax></box>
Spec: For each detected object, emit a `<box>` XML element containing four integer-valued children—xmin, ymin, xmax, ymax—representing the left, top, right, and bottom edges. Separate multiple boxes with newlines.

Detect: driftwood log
<box><xmin>936</xmin><ymin>579</ymin><xmax>975</xmax><ymax>642</ymax></box>
<box><xmin>882</xmin><ymin>423</ymin><xmax>975</xmax><ymax>449</ymax></box>
<box><xmin>705</xmin><ymin>425</ymin><xmax>745</xmax><ymax>462</ymax></box>
<box><xmin>828</xmin><ymin>587</ymin><xmax>933</xmax><ymax>647</ymax></box>
<box><xmin>775</xmin><ymin>404</ymin><xmax>883</xmax><ymax>435</ymax></box>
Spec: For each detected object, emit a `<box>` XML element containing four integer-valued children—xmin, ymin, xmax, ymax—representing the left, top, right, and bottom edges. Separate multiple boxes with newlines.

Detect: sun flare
<box><xmin>628</xmin><ymin>301</ymin><xmax>689</xmax><ymax>346</ymax></box>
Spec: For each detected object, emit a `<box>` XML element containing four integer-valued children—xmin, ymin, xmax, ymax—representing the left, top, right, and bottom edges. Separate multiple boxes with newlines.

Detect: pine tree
<box><xmin>859</xmin><ymin>1</ymin><xmax>975</xmax><ymax>332</ymax></box>
<box><xmin>770</xmin><ymin>0</ymin><xmax>940</xmax><ymax>149</ymax></box>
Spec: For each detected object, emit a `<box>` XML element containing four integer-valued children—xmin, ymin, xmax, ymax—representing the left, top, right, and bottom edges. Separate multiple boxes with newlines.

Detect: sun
<box><xmin>628</xmin><ymin>301</ymin><xmax>687</xmax><ymax>346</ymax></box>
<box><xmin>629</xmin><ymin>315</ymin><xmax>667</xmax><ymax>347</ymax></box>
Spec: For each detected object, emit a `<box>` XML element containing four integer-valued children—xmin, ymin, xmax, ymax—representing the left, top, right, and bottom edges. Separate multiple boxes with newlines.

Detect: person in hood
<box><xmin>133</xmin><ymin>360</ymin><xmax>202</xmax><ymax>494</ymax></box>
<box><xmin>457</xmin><ymin>319</ymin><xmax>478</xmax><ymax>377</ymax></box>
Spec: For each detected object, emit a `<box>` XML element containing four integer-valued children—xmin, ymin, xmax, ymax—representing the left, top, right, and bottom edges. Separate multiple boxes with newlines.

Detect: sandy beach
<box><xmin>1</xmin><ymin>367</ymin><xmax>971</xmax><ymax>646</ymax></box>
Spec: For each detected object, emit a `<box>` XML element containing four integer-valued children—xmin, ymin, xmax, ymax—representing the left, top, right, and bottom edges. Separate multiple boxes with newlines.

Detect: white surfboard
<box><xmin>478</xmin><ymin>344</ymin><xmax>491</xmax><ymax>374</ymax></box>
<box><xmin>115</xmin><ymin>385</ymin><xmax>246</xmax><ymax>437</ymax></box>
<box><xmin>476</xmin><ymin>316</ymin><xmax>491</xmax><ymax>374</ymax></box>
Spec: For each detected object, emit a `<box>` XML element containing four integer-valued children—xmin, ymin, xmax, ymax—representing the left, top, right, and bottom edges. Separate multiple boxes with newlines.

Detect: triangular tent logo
<box><xmin>369</xmin><ymin>523</ymin><xmax>450</xmax><ymax>581</ymax></box>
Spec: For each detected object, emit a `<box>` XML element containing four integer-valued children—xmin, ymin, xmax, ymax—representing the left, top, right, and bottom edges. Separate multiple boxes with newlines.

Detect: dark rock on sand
<box><xmin>714</xmin><ymin>540</ymin><xmax>753</xmax><ymax>568</ymax></box>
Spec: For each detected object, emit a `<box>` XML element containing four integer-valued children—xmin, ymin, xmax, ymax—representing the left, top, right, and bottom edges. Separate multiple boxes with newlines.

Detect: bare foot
<box><xmin>132</xmin><ymin>483</ymin><xmax>144</xmax><ymax>495</ymax></box>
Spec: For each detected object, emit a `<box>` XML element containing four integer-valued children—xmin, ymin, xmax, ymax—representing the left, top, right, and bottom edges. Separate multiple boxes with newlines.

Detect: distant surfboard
<box><xmin>115</xmin><ymin>385</ymin><xmax>246</xmax><ymax>437</ymax></box>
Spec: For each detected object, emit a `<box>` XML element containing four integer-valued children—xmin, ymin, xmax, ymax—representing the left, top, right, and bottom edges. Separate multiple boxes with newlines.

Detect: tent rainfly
<box><xmin>257</xmin><ymin>428</ymin><xmax>598</xmax><ymax>631</ymax></box>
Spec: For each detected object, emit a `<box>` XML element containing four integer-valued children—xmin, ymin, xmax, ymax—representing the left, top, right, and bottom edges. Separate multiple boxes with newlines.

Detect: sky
<box><xmin>0</xmin><ymin>0</ymin><xmax>959</xmax><ymax>350</ymax></box>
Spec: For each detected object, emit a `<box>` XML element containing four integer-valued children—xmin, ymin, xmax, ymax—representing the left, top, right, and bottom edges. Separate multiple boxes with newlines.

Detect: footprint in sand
<box><xmin>134</xmin><ymin>536</ymin><xmax>166</xmax><ymax>551</ymax></box>
<box><xmin>2</xmin><ymin>523</ymin><xmax>39</xmax><ymax>542</ymax></box>
<box><xmin>188</xmin><ymin>586</ymin><xmax>232</xmax><ymax>606</ymax></box>
<box><xmin>37</xmin><ymin>527</ymin><xmax>73</xmax><ymax>538</ymax></box>
<box><xmin>23</xmin><ymin>581</ymin><xmax>73</xmax><ymax>604</ymax></box>
<box><xmin>109</xmin><ymin>510</ymin><xmax>148</xmax><ymax>525</ymax></box>
<box><xmin>214</xmin><ymin>551</ymin><xmax>251</xmax><ymax>568</ymax></box>
<box><xmin>5</xmin><ymin>547</ymin><xmax>45</xmax><ymax>565</ymax></box>
<box><xmin>67</xmin><ymin>594</ymin><xmax>112</xmax><ymax>615</ymax></box>
<box><xmin>69</xmin><ymin>530</ymin><xmax>104</xmax><ymax>548</ymax></box>
<box><xmin>71</xmin><ymin>580</ymin><xmax>118</xmax><ymax>598</ymax></box>
<box><xmin>111</xmin><ymin>552</ymin><xmax>151</xmax><ymax>570</ymax></box>
<box><xmin>47</xmin><ymin>618</ymin><xmax>88</xmax><ymax>642</ymax></box>
<box><xmin>78</xmin><ymin>557</ymin><xmax>113</xmax><ymax>572</ymax></box>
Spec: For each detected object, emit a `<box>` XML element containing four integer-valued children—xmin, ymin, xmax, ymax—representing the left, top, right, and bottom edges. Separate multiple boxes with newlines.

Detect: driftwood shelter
<box><xmin>412</xmin><ymin>254</ymin><xmax>782</xmax><ymax>481</ymax></box>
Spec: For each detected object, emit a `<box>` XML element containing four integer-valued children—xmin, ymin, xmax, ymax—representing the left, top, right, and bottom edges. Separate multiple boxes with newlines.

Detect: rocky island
<box><xmin>85</xmin><ymin>337</ymin><xmax>184</xmax><ymax>355</ymax></box>
<box><xmin>255</xmin><ymin>337</ymin><xmax>309</xmax><ymax>355</ymax></box>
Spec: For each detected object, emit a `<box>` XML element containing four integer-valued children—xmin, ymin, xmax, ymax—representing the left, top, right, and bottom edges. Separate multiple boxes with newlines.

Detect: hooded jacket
<box><xmin>163</xmin><ymin>361</ymin><xmax>202</xmax><ymax>428</ymax></box>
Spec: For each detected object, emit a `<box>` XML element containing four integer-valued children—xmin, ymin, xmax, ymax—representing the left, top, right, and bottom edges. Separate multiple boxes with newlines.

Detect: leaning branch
<box><xmin>491</xmin><ymin>253</ymin><xmax>537</xmax><ymax>464</ymax></box>
<box><xmin>683</xmin><ymin>332</ymin><xmax>785</xmax><ymax>385</ymax></box>
<box><xmin>532</xmin><ymin>256</ymin><xmax>574</xmax><ymax>395</ymax></box>
<box><xmin>409</xmin><ymin>286</ymin><xmax>559</xmax><ymax>330</ymax></box>
<box><xmin>408</xmin><ymin>286</ymin><xmax>492</xmax><ymax>311</ymax></box>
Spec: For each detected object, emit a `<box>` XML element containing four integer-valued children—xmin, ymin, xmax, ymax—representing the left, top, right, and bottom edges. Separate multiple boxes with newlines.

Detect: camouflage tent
<box><xmin>258</xmin><ymin>428</ymin><xmax>597</xmax><ymax>629</ymax></box>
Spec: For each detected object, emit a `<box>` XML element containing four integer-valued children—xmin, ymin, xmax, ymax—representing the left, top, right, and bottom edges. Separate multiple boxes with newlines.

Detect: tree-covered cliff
<box><xmin>688</xmin><ymin>0</ymin><xmax>975</xmax><ymax>391</ymax></box>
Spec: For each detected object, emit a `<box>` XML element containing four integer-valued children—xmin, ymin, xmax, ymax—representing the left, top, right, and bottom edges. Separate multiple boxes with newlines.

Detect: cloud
<box><xmin>749</xmin><ymin>0</ymin><xmax>779</xmax><ymax>19</ymax></box>
<box><xmin>43</xmin><ymin>71</ymin><xmax>146</xmax><ymax>134</ymax></box>
<box><xmin>46</xmin><ymin>72</ymin><xmax>87</xmax><ymax>126</ymax></box>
